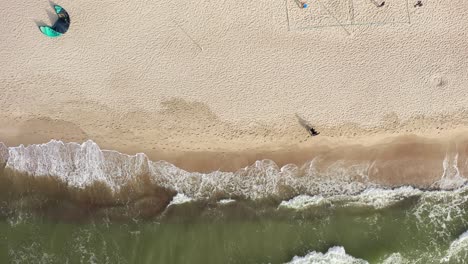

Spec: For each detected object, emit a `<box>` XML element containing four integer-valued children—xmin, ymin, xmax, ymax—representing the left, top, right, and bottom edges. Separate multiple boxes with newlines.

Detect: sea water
<box><xmin>1</xmin><ymin>140</ymin><xmax>468</xmax><ymax>263</ymax></box>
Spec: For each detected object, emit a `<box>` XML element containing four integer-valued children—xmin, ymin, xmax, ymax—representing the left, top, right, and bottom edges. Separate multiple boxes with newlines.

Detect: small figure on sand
<box><xmin>414</xmin><ymin>1</ymin><xmax>423</xmax><ymax>7</ymax></box>
<box><xmin>370</xmin><ymin>0</ymin><xmax>385</xmax><ymax>7</ymax></box>
<box><xmin>294</xmin><ymin>0</ymin><xmax>308</xmax><ymax>9</ymax></box>
<box><xmin>295</xmin><ymin>114</ymin><xmax>320</xmax><ymax>137</ymax></box>
<box><xmin>307</xmin><ymin>126</ymin><xmax>320</xmax><ymax>136</ymax></box>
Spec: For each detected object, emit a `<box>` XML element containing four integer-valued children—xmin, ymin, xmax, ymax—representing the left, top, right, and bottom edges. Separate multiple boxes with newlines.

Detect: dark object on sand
<box><xmin>295</xmin><ymin>114</ymin><xmax>320</xmax><ymax>137</ymax></box>
<box><xmin>39</xmin><ymin>5</ymin><xmax>71</xmax><ymax>38</ymax></box>
<box><xmin>294</xmin><ymin>0</ymin><xmax>308</xmax><ymax>9</ymax></box>
<box><xmin>308</xmin><ymin>127</ymin><xmax>320</xmax><ymax>136</ymax></box>
<box><xmin>414</xmin><ymin>1</ymin><xmax>423</xmax><ymax>7</ymax></box>
<box><xmin>370</xmin><ymin>0</ymin><xmax>385</xmax><ymax>7</ymax></box>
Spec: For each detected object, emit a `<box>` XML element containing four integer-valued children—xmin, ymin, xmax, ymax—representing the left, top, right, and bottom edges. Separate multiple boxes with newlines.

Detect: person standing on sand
<box><xmin>370</xmin><ymin>0</ymin><xmax>385</xmax><ymax>7</ymax></box>
<box><xmin>295</xmin><ymin>114</ymin><xmax>320</xmax><ymax>137</ymax></box>
<box><xmin>294</xmin><ymin>0</ymin><xmax>308</xmax><ymax>8</ymax></box>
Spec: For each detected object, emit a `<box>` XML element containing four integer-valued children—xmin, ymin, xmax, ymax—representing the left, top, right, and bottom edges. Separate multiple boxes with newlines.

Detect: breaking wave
<box><xmin>441</xmin><ymin>230</ymin><xmax>468</xmax><ymax>263</ymax></box>
<box><xmin>0</xmin><ymin>139</ymin><xmax>467</xmax><ymax>216</ymax></box>
<box><xmin>286</xmin><ymin>246</ymin><xmax>367</xmax><ymax>264</ymax></box>
<box><xmin>3</xmin><ymin>140</ymin><xmax>468</xmax><ymax>263</ymax></box>
<box><xmin>286</xmin><ymin>248</ymin><xmax>409</xmax><ymax>264</ymax></box>
<box><xmin>1</xmin><ymin>140</ymin><xmax>377</xmax><ymax>202</ymax></box>
<box><xmin>279</xmin><ymin>186</ymin><xmax>422</xmax><ymax>210</ymax></box>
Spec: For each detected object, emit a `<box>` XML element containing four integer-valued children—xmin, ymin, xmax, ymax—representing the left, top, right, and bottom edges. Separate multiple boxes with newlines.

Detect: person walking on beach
<box><xmin>295</xmin><ymin>114</ymin><xmax>320</xmax><ymax>137</ymax></box>
<box><xmin>294</xmin><ymin>0</ymin><xmax>308</xmax><ymax>8</ymax></box>
<box><xmin>370</xmin><ymin>0</ymin><xmax>385</xmax><ymax>7</ymax></box>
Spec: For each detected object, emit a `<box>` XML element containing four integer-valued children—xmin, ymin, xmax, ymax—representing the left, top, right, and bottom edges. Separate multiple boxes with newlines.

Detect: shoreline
<box><xmin>1</xmin><ymin>105</ymin><xmax>468</xmax><ymax>190</ymax></box>
<box><xmin>0</xmin><ymin>0</ymin><xmax>467</xmax><ymax>190</ymax></box>
<box><xmin>1</xmin><ymin>128</ymin><xmax>468</xmax><ymax>188</ymax></box>
<box><xmin>1</xmin><ymin>0</ymin><xmax>468</xmax><ymax>262</ymax></box>
<box><xmin>1</xmin><ymin>108</ymin><xmax>468</xmax><ymax>168</ymax></box>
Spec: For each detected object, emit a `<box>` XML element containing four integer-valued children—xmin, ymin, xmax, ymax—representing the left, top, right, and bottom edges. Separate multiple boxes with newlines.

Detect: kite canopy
<box><xmin>54</xmin><ymin>5</ymin><xmax>63</xmax><ymax>14</ymax></box>
<box><xmin>40</xmin><ymin>26</ymin><xmax>62</xmax><ymax>37</ymax></box>
<box><xmin>39</xmin><ymin>5</ymin><xmax>70</xmax><ymax>38</ymax></box>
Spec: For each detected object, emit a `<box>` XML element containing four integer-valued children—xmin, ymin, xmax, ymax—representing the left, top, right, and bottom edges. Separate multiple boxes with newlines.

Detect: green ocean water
<box><xmin>2</xmin><ymin>188</ymin><xmax>468</xmax><ymax>264</ymax></box>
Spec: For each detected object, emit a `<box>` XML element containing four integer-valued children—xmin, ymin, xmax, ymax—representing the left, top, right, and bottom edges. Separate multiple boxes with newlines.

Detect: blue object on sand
<box><xmin>303</xmin><ymin>3</ymin><xmax>308</xmax><ymax>8</ymax></box>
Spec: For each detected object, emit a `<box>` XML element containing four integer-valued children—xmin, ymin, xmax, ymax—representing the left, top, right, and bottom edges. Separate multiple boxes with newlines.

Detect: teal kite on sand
<box><xmin>39</xmin><ymin>5</ymin><xmax>70</xmax><ymax>38</ymax></box>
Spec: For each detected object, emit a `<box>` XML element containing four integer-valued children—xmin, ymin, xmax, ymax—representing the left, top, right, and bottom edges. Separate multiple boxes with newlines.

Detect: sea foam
<box><xmin>286</xmin><ymin>246</ymin><xmax>368</xmax><ymax>264</ymax></box>
<box><xmin>1</xmin><ymin>140</ymin><xmax>375</xmax><ymax>200</ymax></box>
<box><xmin>287</xmin><ymin>248</ymin><xmax>411</xmax><ymax>264</ymax></box>
<box><xmin>168</xmin><ymin>193</ymin><xmax>193</xmax><ymax>206</ymax></box>
<box><xmin>5</xmin><ymin>140</ymin><xmax>149</xmax><ymax>192</ymax></box>
<box><xmin>441</xmin><ymin>230</ymin><xmax>468</xmax><ymax>263</ymax></box>
<box><xmin>1</xmin><ymin>140</ymin><xmax>467</xmax><ymax>202</ymax></box>
<box><xmin>279</xmin><ymin>186</ymin><xmax>422</xmax><ymax>210</ymax></box>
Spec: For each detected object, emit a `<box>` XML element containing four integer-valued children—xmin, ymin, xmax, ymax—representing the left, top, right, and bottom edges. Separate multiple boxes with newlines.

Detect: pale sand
<box><xmin>0</xmin><ymin>0</ymin><xmax>467</xmax><ymax>176</ymax></box>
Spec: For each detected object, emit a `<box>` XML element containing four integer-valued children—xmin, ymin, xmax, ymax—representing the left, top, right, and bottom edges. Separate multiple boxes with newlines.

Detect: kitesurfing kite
<box><xmin>39</xmin><ymin>5</ymin><xmax>70</xmax><ymax>38</ymax></box>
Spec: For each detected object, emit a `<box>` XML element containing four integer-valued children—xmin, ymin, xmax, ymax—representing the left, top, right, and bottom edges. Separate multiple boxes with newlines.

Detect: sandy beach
<box><xmin>1</xmin><ymin>0</ymin><xmax>467</xmax><ymax>177</ymax></box>
<box><xmin>3</xmin><ymin>1</ymin><xmax>468</xmax><ymax>263</ymax></box>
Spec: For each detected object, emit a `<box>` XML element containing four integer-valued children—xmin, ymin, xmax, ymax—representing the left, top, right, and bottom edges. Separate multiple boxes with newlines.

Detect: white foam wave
<box><xmin>5</xmin><ymin>140</ymin><xmax>149</xmax><ymax>192</ymax></box>
<box><xmin>441</xmin><ymin>230</ymin><xmax>468</xmax><ymax>263</ymax></box>
<box><xmin>436</xmin><ymin>152</ymin><xmax>467</xmax><ymax>190</ymax></box>
<box><xmin>218</xmin><ymin>199</ymin><xmax>236</xmax><ymax>204</ymax></box>
<box><xmin>2</xmin><ymin>140</ymin><xmax>374</xmax><ymax>199</ymax></box>
<box><xmin>287</xmin><ymin>249</ymin><xmax>410</xmax><ymax>264</ymax></box>
<box><xmin>168</xmin><ymin>193</ymin><xmax>193</xmax><ymax>206</ymax></box>
<box><xmin>279</xmin><ymin>186</ymin><xmax>422</xmax><ymax>210</ymax></box>
<box><xmin>286</xmin><ymin>246</ymin><xmax>368</xmax><ymax>264</ymax></box>
<box><xmin>381</xmin><ymin>253</ymin><xmax>408</xmax><ymax>264</ymax></box>
<box><xmin>347</xmin><ymin>187</ymin><xmax>422</xmax><ymax>209</ymax></box>
<box><xmin>279</xmin><ymin>195</ymin><xmax>328</xmax><ymax>209</ymax></box>
<box><xmin>1</xmin><ymin>140</ymin><xmax>467</xmax><ymax>200</ymax></box>
<box><xmin>413</xmin><ymin>186</ymin><xmax>468</xmax><ymax>237</ymax></box>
